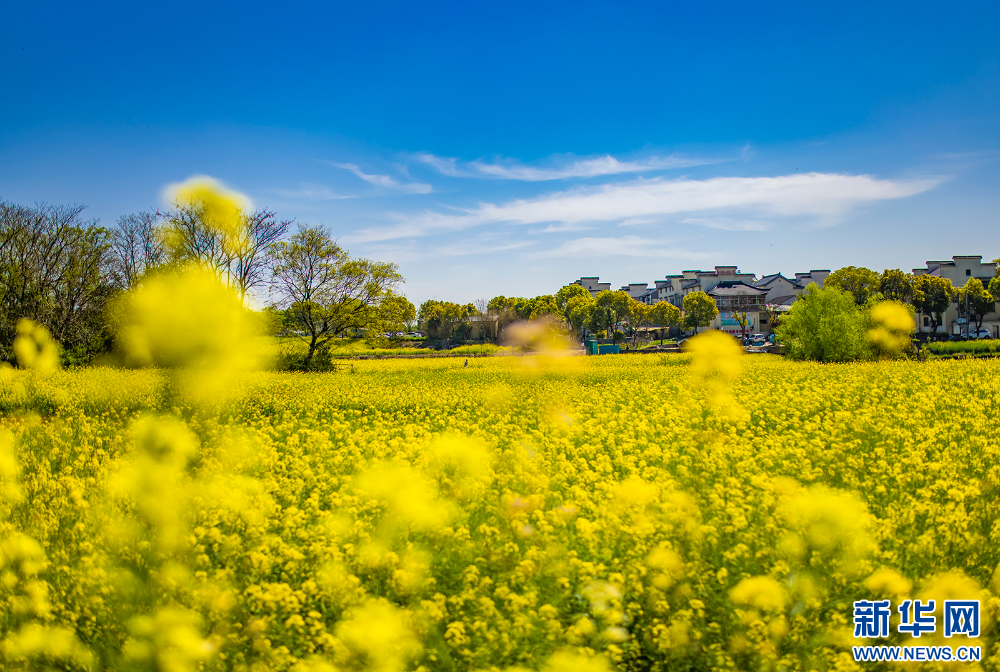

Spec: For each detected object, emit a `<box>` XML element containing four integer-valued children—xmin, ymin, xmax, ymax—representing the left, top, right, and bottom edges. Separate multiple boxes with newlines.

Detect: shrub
<box><xmin>776</xmin><ymin>283</ymin><xmax>872</xmax><ymax>362</ymax></box>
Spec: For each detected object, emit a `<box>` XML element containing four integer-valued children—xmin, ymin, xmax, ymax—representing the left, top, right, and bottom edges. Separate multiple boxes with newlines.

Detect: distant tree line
<box><xmin>778</xmin><ymin>264</ymin><xmax>1000</xmax><ymax>362</ymax></box>
<box><xmin>0</xmin><ymin>198</ymin><xmax>413</xmax><ymax>368</ymax></box>
<box><xmin>416</xmin><ymin>284</ymin><xmax>727</xmax><ymax>346</ymax></box>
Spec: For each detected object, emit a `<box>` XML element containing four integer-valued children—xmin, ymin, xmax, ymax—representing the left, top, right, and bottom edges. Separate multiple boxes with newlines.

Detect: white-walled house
<box><xmin>644</xmin><ymin>266</ymin><xmax>757</xmax><ymax>306</ymax></box>
<box><xmin>707</xmin><ymin>281</ymin><xmax>770</xmax><ymax>335</ymax></box>
<box><xmin>571</xmin><ymin>277</ymin><xmax>612</xmax><ymax>297</ymax></box>
<box><xmin>753</xmin><ymin>269</ymin><xmax>830</xmax><ymax>305</ymax></box>
<box><xmin>912</xmin><ymin>255</ymin><xmax>999</xmax><ymax>336</ymax></box>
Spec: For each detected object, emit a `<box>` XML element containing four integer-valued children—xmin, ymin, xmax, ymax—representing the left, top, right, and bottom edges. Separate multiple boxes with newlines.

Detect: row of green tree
<box><xmin>0</xmin><ymin>199</ymin><xmax>413</xmax><ymax>369</ymax></box>
<box><xmin>822</xmin><ymin>265</ymin><xmax>1000</xmax><ymax>333</ymax></box>
<box><xmin>418</xmin><ymin>285</ymin><xmax>725</xmax><ymax>344</ymax></box>
<box><xmin>777</xmin><ymin>264</ymin><xmax>1000</xmax><ymax>362</ymax></box>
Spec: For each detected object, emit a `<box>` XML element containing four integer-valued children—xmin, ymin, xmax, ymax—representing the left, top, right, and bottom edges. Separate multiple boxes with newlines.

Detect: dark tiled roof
<box><xmin>709</xmin><ymin>281</ymin><xmax>768</xmax><ymax>296</ymax></box>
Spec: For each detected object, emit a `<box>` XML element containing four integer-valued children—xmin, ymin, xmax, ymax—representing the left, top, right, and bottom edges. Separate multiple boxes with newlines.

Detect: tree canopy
<box><xmin>955</xmin><ymin>277</ymin><xmax>995</xmax><ymax>332</ymax></box>
<box><xmin>0</xmin><ymin>201</ymin><xmax>117</xmax><ymax>364</ymax></box>
<box><xmin>826</xmin><ymin>266</ymin><xmax>880</xmax><ymax>305</ymax></box>
<box><xmin>776</xmin><ymin>283</ymin><xmax>871</xmax><ymax>362</ymax></box>
<box><xmin>682</xmin><ymin>291</ymin><xmax>718</xmax><ymax>333</ymax></box>
<box><xmin>878</xmin><ymin>269</ymin><xmax>914</xmax><ymax>304</ymax></box>
<box><xmin>649</xmin><ymin>301</ymin><xmax>681</xmax><ymax>343</ymax></box>
<box><xmin>270</xmin><ymin>224</ymin><xmax>403</xmax><ymax>369</ymax></box>
<box><xmin>911</xmin><ymin>274</ymin><xmax>954</xmax><ymax>334</ymax></box>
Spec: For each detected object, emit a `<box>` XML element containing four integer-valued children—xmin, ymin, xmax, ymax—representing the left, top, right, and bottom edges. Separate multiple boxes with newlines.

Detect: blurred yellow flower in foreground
<box><xmin>868</xmin><ymin>301</ymin><xmax>915</xmax><ymax>356</ymax></box>
<box><xmin>12</xmin><ymin>319</ymin><xmax>59</xmax><ymax>374</ymax></box>
<box><xmin>117</xmin><ymin>265</ymin><xmax>263</xmax><ymax>401</ymax></box>
<box><xmin>167</xmin><ymin>175</ymin><xmax>250</xmax><ymax>245</ymax></box>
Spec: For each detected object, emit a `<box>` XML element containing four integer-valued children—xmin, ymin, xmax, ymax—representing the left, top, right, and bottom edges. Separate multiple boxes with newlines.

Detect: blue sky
<box><xmin>2</xmin><ymin>1</ymin><xmax>999</xmax><ymax>305</ymax></box>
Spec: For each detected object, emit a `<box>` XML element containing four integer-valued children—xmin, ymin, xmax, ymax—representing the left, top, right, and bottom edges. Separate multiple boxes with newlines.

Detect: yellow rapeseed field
<box><xmin>2</xmin><ymin>348</ymin><xmax>999</xmax><ymax>671</ymax></box>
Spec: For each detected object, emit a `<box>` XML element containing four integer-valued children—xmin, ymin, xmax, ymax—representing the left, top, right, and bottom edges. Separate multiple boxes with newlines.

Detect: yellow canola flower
<box><xmin>729</xmin><ymin>576</ymin><xmax>788</xmax><ymax>611</ymax></box>
<box><xmin>125</xmin><ymin>607</ymin><xmax>212</xmax><ymax>672</ymax></box>
<box><xmin>864</xmin><ymin>567</ymin><xmax>913</xmax><ymax>597</ymax></box>
<box><xmin>335</xmin><ymin>598</ymin><xmax>420</xmax><ymax>672</ymax></box>
<box><xmin>0</xmin><ymin>623</ymin><xmax>94</xmax><ymax>671</ymax></box>
<box><xmin>614</xmin><ymin>476</ymin><xmax>659</xmax><ymax>508</ymax></box>
<box><xmin>779</xmin><ymin>484</ymin><xmax>875</xmax><ymax>572</ymax></box>
<box><xmin>12</xmin><ymin>319</ymin><xmax>59</xmax><ymax>373</ymax></box>
<box><xmin>503</xmin><ymin>317</ymin><xmax>584</xmax><ymax>376</ymax></box>
<box><xmin>541</xmin><ymin>650</ymin><xmax>612</xmax><ymax>672</ymax></box>
<box><xmin>355</xmin><ymin>464</ymin><xmax>455</xmax><ymax>533</ymax></box>
<box><xmin>0</xmin><ymin>432</ymin><xmax>23</xmax><ymax>506</ymax></box>
<box><xmin>682</xmin><ymin>329</ymin><xmax>744</xmax><ymax>413</ymax></box>
<box><xmin>422</xmin><ymin>433</ymin><xmax>493</xmax><ymax>500</ymax></box>
<box><xmin>107</xmin><ymin>416</ymin><xmax>198</xmax><ymax>555</ymax></box>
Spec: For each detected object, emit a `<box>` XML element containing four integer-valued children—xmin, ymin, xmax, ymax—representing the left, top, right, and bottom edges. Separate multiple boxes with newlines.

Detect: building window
<box><xmin>923</xmin><ymin>316</ymin><xmax>929</xmax><ymax>326</ymax></box>
<box><xmin>966</xmin><ymin>269</ymin><xmax>972</xmax><ymax>276</ymax></box>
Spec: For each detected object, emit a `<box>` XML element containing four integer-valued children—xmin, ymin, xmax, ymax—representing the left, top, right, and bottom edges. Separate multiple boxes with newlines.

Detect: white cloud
<box><xmin>416</xmin><ymin>152</ymin><xmax>728</xmax><ymax>181</ymax></box>
<box><xmin>342</xmin><ymin>172</ymin><xmax>941</xmax><ymax>243</ymax></box>
<box><xmin>681</xmin><ymin>217</ymin><xmax>770</xmax><ymax>231</ymax></box>
<box><xmin>413</xmin><ymin>153</ymin><xmax>468</xmax><ymax>177</ymax></box>
<box><xmin>272</xmin><ymin>183</ymin><xmax>355</xmax><ymax>200</ymax></box>
<box><xmin>329</xmin><ymin>162</ymin><xmax>433</xmax><ymax>194</ymax></box>
<box><xmin>432</xmin><ymin>239</ymin><xmax>536</xmax><ymax>257</ymax></box>
<box><xmin>527</xmin><ymin>236</ymin><xmax>712</xmax><ymax>260</ymax></box>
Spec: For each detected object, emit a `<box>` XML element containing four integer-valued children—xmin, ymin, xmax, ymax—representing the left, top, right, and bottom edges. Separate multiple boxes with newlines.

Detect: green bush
<box><xmin>925</xmin><ymin>340</ymin><xmax>1000</xmax><ymax>356</ymax></box>
<box><xmin>776</xmin><ymin>284</ymin><xmax>873</xmax><ymax>362</ymax></box>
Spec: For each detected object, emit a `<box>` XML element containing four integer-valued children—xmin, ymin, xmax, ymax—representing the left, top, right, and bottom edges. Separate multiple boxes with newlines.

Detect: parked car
<box><xmin>972</xmin><ymin>329</ymin><xmax>993</xmax><ymax>340</ymax></box>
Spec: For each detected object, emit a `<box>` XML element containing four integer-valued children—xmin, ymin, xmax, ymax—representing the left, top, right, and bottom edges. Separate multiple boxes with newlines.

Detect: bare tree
<box><xmin>110</xmin><ymin>211</ymin><xmax>165</xmax><ymax>289</ymax></box>
<box><xmin>162</xmin><ymin>205</ymin><xmax>292</xmax><ymax>302</ymax></box>
<box><xmin>231</xmin><ymin>209</ymin><xmax>293</xmax><ymax>302</ymax></box>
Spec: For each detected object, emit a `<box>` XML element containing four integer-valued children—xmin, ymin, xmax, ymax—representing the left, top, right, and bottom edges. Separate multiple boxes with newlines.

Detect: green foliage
<box><xmin>649</xmin><ymin>301</ymin><xmax>681</xmax><ymax>343</ymax></box>
<box><xmin>555</xmin><ymin>284</ymin><xmax>591</xmax><ymax>315</ymax></box>
<box><xmin>419</xmin><ymin>300</ymin><xmax>473</xmax><ymax>340</ymax></box>
<box><xmin>825</xmin><ymin>265</ymin><xmax>880</xmax><ymax>305</ymax></box>
<box><xmin>989</xmin><ymin>275</ymin><xmax>1000</xmax><ymax>304</ymax></box>
<box><xmin>524</xmin><ymin>294</ymin><xmax>560</xmax><ymax>320</ymax></box>
<box><xmin>593</xmin><ymin>290</ymin><xmax>632</xmax><ymax>337</ymax></box>
<box><xmin>912</xmin><ymin>274</ymin><xmax>954</xmax><ymax>333</ymax></box>
<box><xmin>682</xmin><ymin>291</ymin><xmax>718</xmax><ymax>333</ymax></box>
<box><xmin>776</xmin><ymin>283</ymin><xmax>872</xmax><ymax>362</ymax></box>
<box><xmin>0</xmin><ymin>201</ymin><xmax>118</xmax><ymax>366</ymax></box>
<box><xmin>270</xmin><ymin>224</ymin><xmax>404</xmax><ymax>368</ymax></box>
<box><xmin>955</xmin><ymin>278</ymin><xmax>995</xmax><ymax>332</ymax></box>
<box><xmin>566</xmin><ymin>294</ymin><xmax>595</xmax><ymax>335</ymax></box>
<box><xmin>364</xmin><ymin>294</ymin><xmax>417</xmax><ymax>347</ymax></box>
<box><xmin>925</xmin><ymin>339</ymin><xmax>1000</xmax><ymax>357</ymax></box>
<box><xmin>878</xmin><ymin>268</ymin><xmax>914</xmax><ymax>303</ymax></box>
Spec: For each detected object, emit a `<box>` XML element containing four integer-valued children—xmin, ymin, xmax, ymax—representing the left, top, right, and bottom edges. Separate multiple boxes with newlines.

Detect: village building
<box><xmin>643</xmin><ymin>266</ymin><xmax>756</xmax><ymax>306</ymax></box>
<box><xmin>753</xmin><ymin>270</ymin><xmax>830</xmax><ymax>305</ymax></box>
<box><xmin>571</xmin><ymin>277</ymin><xmax>612</xmax><ymax>296</ymax></box>
<box><xmin>707</xmin><ymin>281</ymin><xmax>770</xmax><ymax>335</ymax></box>
<box><xmin>912</xmin><ymin>255</ymin><xmax>999</xmax><ymax>336</ymax></box>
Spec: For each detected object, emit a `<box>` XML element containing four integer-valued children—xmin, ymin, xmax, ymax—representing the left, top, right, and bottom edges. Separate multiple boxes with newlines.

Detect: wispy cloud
<box><xmin>415</xmin><ymin>152</ymin><xmax>729</xmax><ymax>181</ymax></box>
<box><xmin>527</xmin><ymin>236</ymin><xmax>712</xmax><ymax>260</ymax></box>
<box><xmin>681</xmin><ymin>217</ymin><xmax>770</xmax><ymax>231</ymax></box>
<box><xmin>327</xmin><ymin>161</ymin><xmax>433</xmax><ymax>194</ymax></box>
<box><xmin>342</xmin><ymin>172</ymin><xmax>941</xmax><ymax>243</ymax></box>
<box><xmin>272</xmin><ymin>183</ymin><xmax>355</xmax><ymax>200</ymax></box>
